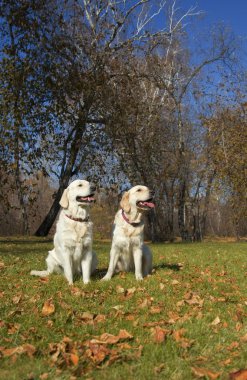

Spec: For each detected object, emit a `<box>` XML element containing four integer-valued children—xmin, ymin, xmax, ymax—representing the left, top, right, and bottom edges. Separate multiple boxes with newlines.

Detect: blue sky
<box><xmin>181</xmin><ymin>0</ymin><xmax>247</xmax><ymax>50</ymax></box>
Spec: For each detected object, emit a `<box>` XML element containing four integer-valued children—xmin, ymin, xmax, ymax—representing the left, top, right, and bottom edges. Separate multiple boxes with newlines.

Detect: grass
<box><xmin>0</xmin><ymin>237</ymin><xmax>246</xmax><ymax>380</ymax></box>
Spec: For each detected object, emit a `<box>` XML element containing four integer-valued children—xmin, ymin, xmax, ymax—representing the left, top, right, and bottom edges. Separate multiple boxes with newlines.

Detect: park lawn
<box><xmin>0</xmin><ymin>238</ymin><xmax>246</xmax><ymax>380</ymax></box>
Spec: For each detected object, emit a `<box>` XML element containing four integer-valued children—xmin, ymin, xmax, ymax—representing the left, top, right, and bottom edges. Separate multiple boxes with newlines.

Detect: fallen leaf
<box><xmin>1</xmin><ymin>344</ymin><xmax>36</xmax><ymax>357</ymax></box>
<box><xmin>70</xmin><ymin>287</ymin><xmax>83</xmax><ymax>296</ymax></box>
<box><xmin>42</xmin><ymin>298</ymin><xmax>55</xmax><ymax>316</ymax></box>
<box><xmin>139</xmin><ymin>298</ymin><xmax>152</xmax><ymax>308</ymax></box>
<box><xmin>39</xmin><ymin>277</ymin><xmax>49</xmax><ymax>283</ymax></box>
<box><xmin>143</xmin><ymin>320</ymin><xmax>167</xmax><ymax>327</ymax></box>
<box><xmin>184</xmin><ymin>292</ymin><xmax>204</xmax><ymax>307</ymax></box>
<box><xmin>150</xmin><ymin>306</ymin><xmax>162</xmax><ymax>314</ymax></box>
<box><xmin>211</xmin><ymin>316</ymin><xmax>221</xmax><ymax>326</ymax></box>
<box><xmin>191</xmin><ymin>366</ymin><xmax>221</xmax><ymax>379</ymax></box>
<box><xmin>240</xmin><ymin>333</ymin><xmax>247</xmax><ymax>342</ymax></box>
<box><xmin>70</xmin><ymin>353</ymin><xmax>79</xmax><ymax>366</ymax></box>
<box><xmin>80</xmin><ymin>311</ymin><xmax>95</xmax><ymax>321</ymax></box>
<box><xmin>154</xmin><ymin>363</ymin><xmax>165</xmax><ymax>374</ymax></box>
<box><xmin>111</xmin><ymin>305</ymin><xmax>123</xmax><ymax>311</ymax></box>
<box><xmin>171</xmin><ymin>279</ymin><xmax>180</xmax><ymax>285</ymax></box>
<box><xmin>118</xmin><ymin>329</ymin><xmax>133</xmax><ymax>340</ymax></box>
<box><xmin>227</xmin><ymin>342</ymin><xmax>239</xmax><ymax>351</ymax></box>
<box><xmin>229</xmin><ymin>369</ymin><xmax>247</xmax><ymax>380</ymax></box>
<box><xmin>7</xmin><ymin>323</ymin><xmax>20</xmax><ymax>334</ymax></box>
<box><xmin>152</xmin><ymin>326</ymin><xmax>170</xmax><ymax>343</ymax></box>
<box><xmin>12</xmin><ymin>294</ymin><xmax>22</xmax><ymax>304</ymax></box>
<box><xmin>85</xmin><ymin>342</ymin><xmax>110</xmax><ymax>364</ymax></box>
<box><xmin>116</xmin><ymin>285</ymin><xmax>125</xmax><ymax>294</ymax></box>
<box><xmin>94</xmin><ymin>314</ymin><xmax>106</xmax><ymax>323</ymax></box>
<box><xmin>39</xmin><ymin>373</ymin><xmax>49</xmax><ymax>380</ymax></box>
<box><xmin>172</xmin><ymin>329</ymin><xmax>194</xmax><ymax>348</ymax></box>
<box><xmin>0</xmin><ymin>262</ymin><xmax>5</xmax><ymax>269</ymax></box>
<box><xmin>126</xmin><ymin>287</ymin><xmax>136</xmax><ymax>295</ymax></box>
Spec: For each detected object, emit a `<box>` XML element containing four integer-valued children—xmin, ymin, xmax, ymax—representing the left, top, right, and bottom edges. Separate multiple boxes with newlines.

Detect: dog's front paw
<box><xmin>135</xmin><ymin>274</ymin><xmax>143</xmax><ymax>281</ymax></box>
<box><xmin>101</xmin><ymin>274</ymin><xmax>112</xmax><ymax>281</ymax></box>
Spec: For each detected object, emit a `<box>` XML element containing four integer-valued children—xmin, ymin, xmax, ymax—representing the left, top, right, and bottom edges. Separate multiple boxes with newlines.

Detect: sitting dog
<box><xmin>102</xmin><ymin>185</ymin><xmax>155</xmax><ymax>281</ymax></box>
<box><xmin>31</xmin><ymin>179</ymin><xmax>97</xmax><ymax>284</ymax></box>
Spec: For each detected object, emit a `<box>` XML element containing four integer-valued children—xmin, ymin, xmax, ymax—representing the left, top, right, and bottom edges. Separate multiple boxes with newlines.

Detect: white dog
<box><xmin>31</xmin><ymin>179</ymin><xmax>97</xmax><ymax>284</ymax></box>
<box><xmin>102</xmin><ymin>185</ymin><xmax>155</xmax><ymax>281</ymax></box>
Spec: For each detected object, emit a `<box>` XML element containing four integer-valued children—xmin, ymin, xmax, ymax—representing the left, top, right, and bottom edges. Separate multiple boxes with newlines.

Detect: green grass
<box><xmin>0</xmin><ymin>237</ymin><xmax>246</xmax><ymax>379</ymax></box>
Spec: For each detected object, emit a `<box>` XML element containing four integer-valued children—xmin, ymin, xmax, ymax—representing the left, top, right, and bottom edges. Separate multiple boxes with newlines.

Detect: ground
<box><xmin>0</xmin><ymin>237</ymin><xmax>246</xmax><ymax>380</ymax></box>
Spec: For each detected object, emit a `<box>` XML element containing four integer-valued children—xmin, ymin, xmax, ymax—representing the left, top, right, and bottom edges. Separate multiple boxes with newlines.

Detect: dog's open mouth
<box><xmin>137</xmin><ymin>198</ymin><xmax>155</xmax><ymax>210</ymax></box>
<box><xmin>76</xmin><ymin>195</ymin><xmax>95</xmax><ymax>203</ymax></box>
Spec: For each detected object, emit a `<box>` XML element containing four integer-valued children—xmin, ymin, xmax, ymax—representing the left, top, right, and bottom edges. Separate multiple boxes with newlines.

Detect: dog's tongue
<box><xmin>140</xmin><ymin>201</ymin><xmax>155</xmax><ymax>208</ymax></box>
<box><xmin>82</xmin><ymin>196</ymin><xmax>94</xmax><ymax>201</ymax></box>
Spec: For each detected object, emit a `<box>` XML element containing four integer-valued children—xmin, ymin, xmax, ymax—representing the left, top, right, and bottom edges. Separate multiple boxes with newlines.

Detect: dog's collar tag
<box><xmin>121</xmin><ymin>209</ymin><xmax>142</xmax><ymax>227</ymax></box>
<box><xmin>65</xmin><ymin>214</ymin><xmax>90</xmax><ymax>223</ymax></box>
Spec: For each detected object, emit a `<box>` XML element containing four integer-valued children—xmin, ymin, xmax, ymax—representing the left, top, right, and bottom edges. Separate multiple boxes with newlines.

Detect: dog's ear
<box><xmin>59</xmin><ymin>188</ymin><xmax>69</xmax><ymax>209</ymax></box>
<box><xmin>120</xmin><ymin>191</ymin><xmax>131</xmax><ymax>213</ymax></box>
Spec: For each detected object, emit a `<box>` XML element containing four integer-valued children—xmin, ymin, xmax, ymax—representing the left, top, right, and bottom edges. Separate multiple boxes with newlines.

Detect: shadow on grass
<box><xmin>0</xmin><ymin>239</ymin><xmax>53</xmax><ymax>244</ymax></box>
<box><xmin>154</xmin><ymin>263</ymin><xmax>182</xmax><ymax>271</ymax></box>
<box><xmin>92</xmin><ymin>262</ymin><xmax>181</xmax><ymax>280</ymax></box>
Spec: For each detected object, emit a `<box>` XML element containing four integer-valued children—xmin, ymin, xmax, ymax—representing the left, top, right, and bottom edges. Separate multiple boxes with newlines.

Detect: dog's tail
<box><xmin>30</xmin><ymin>270</ymin><xmax>50</xmax><ymax>277</ymax></box>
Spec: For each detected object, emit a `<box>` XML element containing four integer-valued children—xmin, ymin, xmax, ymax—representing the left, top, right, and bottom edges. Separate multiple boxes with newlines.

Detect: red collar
<box><xmin>121</xmin><ymin>209</ymin><xmax>142</xmax><ymax>227</ymax></box>
<box><xmin>65</xmin><ymin>214</ymin><xmax>90</xmax><ymax>223</ymax></box>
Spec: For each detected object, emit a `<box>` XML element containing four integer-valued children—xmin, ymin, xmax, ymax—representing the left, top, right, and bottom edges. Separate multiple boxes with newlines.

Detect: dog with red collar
<box><xmin>31</xmin><ymin>179</ymin><xmax>97</xmax><ymax>284</ymax></box>
<box><xmin>102</xmin><ymin>185</ymin><xmax>155</xmax><ymax>281</ymax></box>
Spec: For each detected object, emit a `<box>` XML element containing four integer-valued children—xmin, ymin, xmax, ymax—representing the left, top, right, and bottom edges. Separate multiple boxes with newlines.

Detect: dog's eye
<box><xmin>78</xmin><ymin>184</ymin><xmax>83</xmax><ymax>187</ymax></box>
<box><xmin>137</xmin><ymin>188</ymin><xmax>142</xmax><ymax>192</ymax></box>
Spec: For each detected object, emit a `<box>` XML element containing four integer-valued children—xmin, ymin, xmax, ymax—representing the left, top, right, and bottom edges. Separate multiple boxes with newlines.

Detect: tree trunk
<box><xmin>177</xmin><ymin>178</ymin><xmax>190</xmax><ymax>241</ymax></box>
<box><xmin>35</xmin><ymin>120</ymin><xmax>86</xmax><ymax>236</ymax></box>
<box><xmin>201</xmin><ymin>169</ymin><xmax>216</xmax><ymax>237</ymax></box>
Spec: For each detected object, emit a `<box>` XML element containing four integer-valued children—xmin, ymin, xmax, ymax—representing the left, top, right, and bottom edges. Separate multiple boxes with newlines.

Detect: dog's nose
<box><xmin>90</xmin><ymin>184</ymin><xmax>96</xmax><ymax>193</ymax></box>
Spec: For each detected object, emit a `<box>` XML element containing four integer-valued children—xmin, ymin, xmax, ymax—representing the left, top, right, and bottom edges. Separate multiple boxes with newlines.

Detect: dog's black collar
<box><xmin>65</xmin><ymin>214</ymin><xmax>90</xmax><ymax>223</ymax></box>
<box><xmin>121</xmin><ymin>209</ymin><xmax>142</xmax><ymax>227</ymax></box>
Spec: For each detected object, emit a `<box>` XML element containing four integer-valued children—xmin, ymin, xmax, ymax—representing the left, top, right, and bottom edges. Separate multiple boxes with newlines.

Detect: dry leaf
<box><xmin>211</xmin><ymin>316</ymin><xmax>221</xmax><ymax>326</ymax></box>
<box><xmin>229</xmin><ymin>369</ymin><xmax>247</xmax><ymax>380</ymax></box>
<box><xmin>127</xmin><ymin>287</ymin><xmax>136</xmax><ymax>295</ymax></box>
<box><xmin>171</xmin><ymin>279</ymin><xmax>180</xmax><ymax>285</ymax></box>
<box><xmin>227</xmin><ymin>342</ymin><xmax>239</xmax><ymax>351</ymax></box>
<box><xmin>39</xmin><ymin>277</ymin><xmax>49</xmax><ymax>283</ymax></box>
<box><xmin>80</xmin><ymin>311</ymin><xmax>94</xmax><ymax>321</ymax></box>
<box><xmin>150</xmin><ymin>306</ymin><xmax>162</xmax><ymax>314</ymax></box>
<box><xmin>154</xmin><ymin>363</ymin><xmax>165</xmax><ymax>374</ymax></box>
<box><xmin>240</xmin><ymin>333</ymin><xmax>247</xmax><ymax>342</ymax></box>
<box><xmin>152</xmin><ymin>326</ymin><xmax>170</xmax><ymax>343</ymax></box>
<box><xmin>139</xmin><ymin>298</ymin><xmax>152</xmax><ymax>308</ymax></box>
<box><xmin>1</xmin><ymin>344</ymin><xmax>36</xmax><ymax>357</ymax></box>
<box><xmin>116</xmin><ymin>285</ymin><xmax>125</xmax><ymax>294</ymax></box>
<box><xmin>12</xmin><ymin>294</ymin><xmax>22</xmax><ymax>304</ymax></box>
<box><xmin>94</xmin><ymin>314</ymin><xmax>106</xmax><ymax>323</ymax></box>
<box><xmin>42</xmin><ymin>298</ymin><xmax>55</xmax><ymax>316</ymax></box>
<box><xmin>70</xmin><ymin>353</ymin><xmax>79</xmax><ymax>366</ymax></box>
<box><xmin>85</xmin><ymin>343</ymin><xmax>109</xmax><ymax>364</ymax></box>
<box><xmin>39</xmin><ymin>373</ymin><xmax>49</xmax><ymax>380</ymax></box>
<box><xmin>0</xmin><ymin>262</ymin><xmax>5</xmax><ymax>269</ymax></box>
<box><xmin>70</xmin><ymin>287</ymin><xmax>83</xmax><ymax>296</ymax></box>
<box><xmin>7</xmin><ymin>323</ymin><xmax>20</xmax><ymax>335</ymax></box>
<box><xmin>191</xmin><ymin>366</ymin><xmax>221</xmax><ymax>379</ymax></box>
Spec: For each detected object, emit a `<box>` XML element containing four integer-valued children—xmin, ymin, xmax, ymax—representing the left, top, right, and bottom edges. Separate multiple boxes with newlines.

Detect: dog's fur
<box><xmin>102</xmin><ymin>185</ymin><xmax>154</xmax><ymax>281</ymax></box>
<box><xmin>31</xmin><ymin>180</ymin><xmax>97</xmax><ymax>284</ymax></box>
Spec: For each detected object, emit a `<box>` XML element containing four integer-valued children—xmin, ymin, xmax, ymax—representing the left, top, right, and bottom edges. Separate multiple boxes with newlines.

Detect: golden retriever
<box><xmin>102</xmin><ymin>185</ymin><xmax>155</xmax><ymax>280</ymax></box>
<box><xmin>31</xmin><ymin>179</ymin><xmax>97</xmax><ymax>284</ymax></box>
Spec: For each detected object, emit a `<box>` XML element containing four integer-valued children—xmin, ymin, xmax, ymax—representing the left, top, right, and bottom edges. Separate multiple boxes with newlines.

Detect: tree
<box><xmin>0</xmin><ymin>0</ymin><xmax>58</xmax><ymax>233</ymax></box>
<box><xmin>204</xmin><ymin>105</ymin><xmax>247</xmax><ymax>238</ymax></box>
